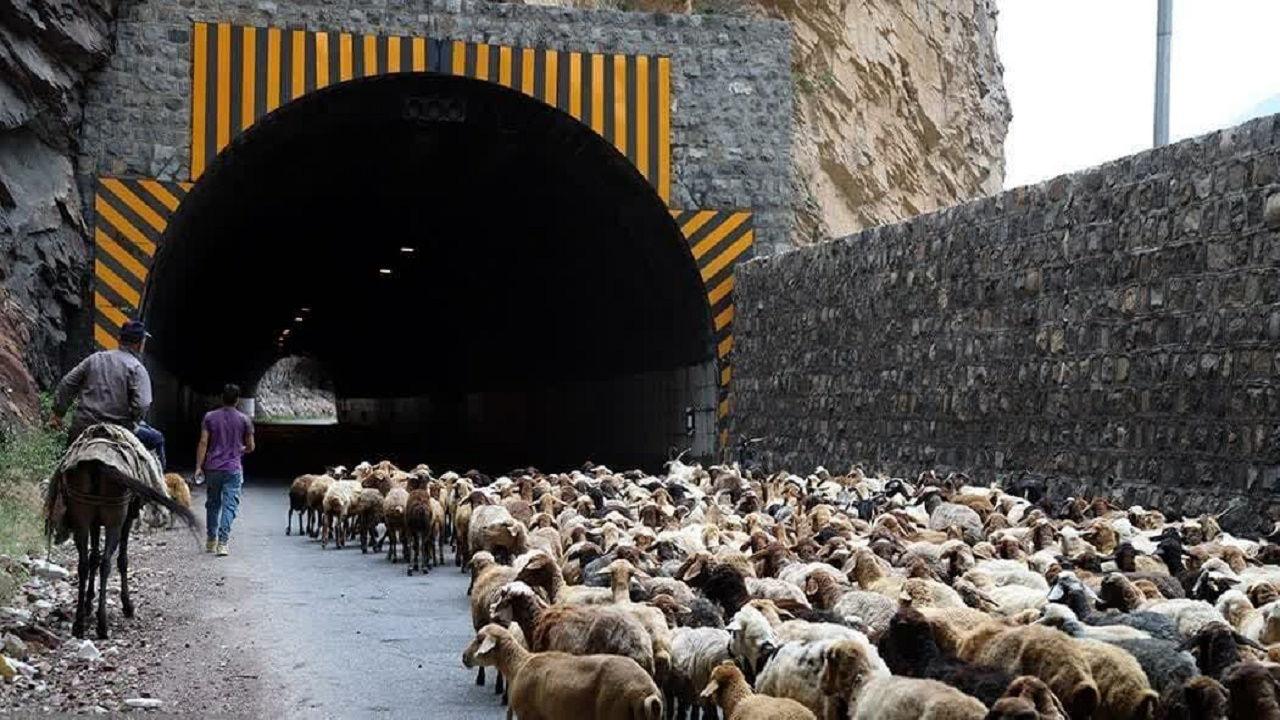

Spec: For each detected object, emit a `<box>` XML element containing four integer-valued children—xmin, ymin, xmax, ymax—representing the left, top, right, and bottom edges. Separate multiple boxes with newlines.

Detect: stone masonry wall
<box><xmin>732</xmin><ymin>114</ymin><xmax>1280</xmax><ymax>532</ymax></box>
<box><xmin>78</xmin><ymin>0</ymin><xmax>794</xmax><ymax>253</ymax></box>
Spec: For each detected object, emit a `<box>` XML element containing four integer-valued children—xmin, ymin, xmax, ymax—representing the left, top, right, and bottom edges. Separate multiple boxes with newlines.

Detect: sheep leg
<box><xmin>495</xmin><ymin>671</ymin><xmax>504</xmax><ymax>697</ymax></box>
<box><xmin>475</xmin><ymin>666</ymin><xmax>485</xmax><ymax>686</ymax></box>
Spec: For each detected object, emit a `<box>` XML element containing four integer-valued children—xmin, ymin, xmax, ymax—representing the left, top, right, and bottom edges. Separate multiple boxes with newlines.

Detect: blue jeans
<box><xmin>133</xmin><ymin>422</ymin><xmax>166</xmax><ymax>470</ymax></box>
<box><xmin>205</xmin><ymin>470</ymin><xmax>243</xmax><ymax>543</ymax></box>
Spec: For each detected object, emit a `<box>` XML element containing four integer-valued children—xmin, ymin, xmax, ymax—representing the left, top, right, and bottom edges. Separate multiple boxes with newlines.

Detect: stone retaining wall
<box><xmin>732</xmin><ymin>114</ymin><xmax>1280</xmax><ymax>531</ymax></box>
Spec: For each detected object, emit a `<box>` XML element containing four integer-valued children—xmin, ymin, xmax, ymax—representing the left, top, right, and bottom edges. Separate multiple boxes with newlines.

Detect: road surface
<box><xmin>137</xmin><ymin>481</ymin><xmax>502</xmax><ymax>719</ymax></box>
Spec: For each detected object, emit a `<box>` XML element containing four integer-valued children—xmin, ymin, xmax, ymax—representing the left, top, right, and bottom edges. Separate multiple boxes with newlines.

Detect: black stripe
<box><xmin>672</xmin><ymin>210</ymin><xmax>697</xmax><ymax>231</ymax></box>
<box><xmin>695</xmin><ymin>215</ymin><xmax>753</xmax><ymax>272</ymax></box>
<box><xmin>96</xmin><ymin>222</ymin><xmax>154</xmax><ymax>274</ymax></box>
<box><xmin>280</xmin><ymin>26</ymin><xmax>295</xmax><ymax>102</ymax></box>
<box><xmin>510</xmin><ymin>45</ymin><xmax>524</xmax><ymax>91</ymax></box>
<box><xmin>378</xmin><ymin>34</ymin><xmax>390</xmax><ymax>75</ymax></box>
<box><xmin>94</xmin><ymin>307</ymin><xmax>126</xmax><ymax>332</ymax></box>
<box><xmin>351</xmin><ymin>33</ymin><xmax>364</xmax><ymax>79</ymax></box>
<box><xmin>303</xmin><ymin>29</ymin><xmax>316</xmax><ymax>93</ymax></box>
<box><xmin>254</xmin><ymin>26</ymin><xmax>268</xmax><ymax>119</ymax></box>
<box><xmin>580</xmin><ymin>53</ymin><xmax>594</xmax><ymax>125</ymax></box>
<box><xmin>94</xmin><ymin>251</ymin><xmax>144</xmax><ymax>308</ymax></box>
<box><xmin>649</xmin><ymin>57</ymin><xmax>661</xmax><ymax>187</ymax></box>
<box><xmin>428</xmin><ymin>38</ymin><xmax>445</xmax><ymax>73</ymax></box>
<box><xmin>601</xmin><ymin>53</ymin><xmax>614</xmax><ymax>145</ymax></box>
<box><xmin>98</xmin><ymin>191</ymin><xmax>161</xmax><ymax>247</ymax></box>
<box><xmin>203</xmin><ymin>23</ymin><xmax>219</xmax><ymax>170</ymax></box>
<box><xmin>683</xmin><ymin>210</ymin><xmax>728</xmax><ymax>249</ymax></box>
<box><xmin>399</xmin><ymin>34</ymin><xmax>412</xmax><ymax>74</ymax></box>
<box><xmin>227</xmin><ymin>24</ymin><xmax>243</xmax><ymax>141</ymax></box>
<box><xmin>625</xmin><ymin>54</ymin><xmax>637</xmax><ymax>166</ymax></box>
<box><xmin>93</xmin><ymin>277</ymin><xmax>136</xmax><ymax>315</ymax></box>
<box><xmin>558</xmin><ymin>49</ymin><xmax>572</xmax><ymax>114</ymax></box>
<box><xmin>464</xmin><ymin>41</ymin><xmax>476</xmax><ymax>78</ymax></box>
<box><xmin>532</xmin><ymin>48</ymin><xmax>546</xmax><ymax>103</ymax></box>
<box><xmin>121</xmin><ymin>179</ymin><xmax>173</xmax><ymax>222</ymax></box>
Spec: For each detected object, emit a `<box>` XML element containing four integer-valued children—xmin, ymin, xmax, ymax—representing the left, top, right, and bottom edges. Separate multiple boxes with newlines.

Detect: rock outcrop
<box><xmin>0</xmin><ymin>0</ymin><xmax>121</xmax><ymax>410</ymax></box>
<box><xmin>254</xmin><ymin>356</ymin><xmax>336</xmax><ymax>421</ymax></box>
<box><xmin>760</xmin><ymin>0</ymin><xmax>1010</xmax><ymax>243</ymax></box>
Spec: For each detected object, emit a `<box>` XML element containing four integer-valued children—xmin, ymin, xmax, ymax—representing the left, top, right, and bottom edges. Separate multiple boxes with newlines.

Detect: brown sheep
<box><xmin>286</xmin><ymin>474</ymin><xmax>314</xmax><ymax>536</ymax></box>
<box><xmin>988</xmin><ymin>676</ymin><xmax>1069</xmax><ymax>720</ymax></box>
<box><xmin>455</xmin><ymin>490</ymin><xmax>493</xmax><ymax>567</ymax></box>
<box><xmin>304</xmin><ymin>474</ymin><xmax>335</xmax><ymax>538</ymax></box>
<box><xmin>1221</xmin><ymin>662</ymin><xmax>1280</xmax><ymax>720</ymax></box>
<box><xmin>163</xmin><ymin>473</ymin><xmax>192</xmax><ymax>529</ymax></box>
<box><xmin>958</xmin><ymin>623</ymin><xmax>1099</xmax><ymax>720</ymax></box>
<box><xmin>700</xmin><ymin>662</ymin><xmax>814</xmax><ymax>720</ymax></box>
<box><xmin>382</xmin><ymin>487</ymin><xmax>409</xmax><ymax>563</ymax></box>
<box><xmin>469</xmin><ymin>504</ymin><xmax>529</xmax><ymax>565</ymax></box>
<box><xmin>1076</xmin><ymin>638</ymin><xmax>1158</xmax><ymax>720</ymax></box>
<box><xmin>404</xmin><ymin>489</ymin><xmax>437</xmax><ymax>576</ymax></box>
<box><xmin>468</xmin><ymin>551</ymin><xmax>519</xmax><ymax>695</ymax></box>
<box><xmin>463</xmin><ymin>624</ymin><xmax>662</xmax><ymax>720</ymax></box>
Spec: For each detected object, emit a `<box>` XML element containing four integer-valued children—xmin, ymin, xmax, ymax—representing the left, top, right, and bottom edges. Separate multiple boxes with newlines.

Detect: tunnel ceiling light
<box><xmin>294</xmin><ymin>316</ymin><xmax>304</xmax><ymax>322</ymax></box>
<box><xmin>400</xmin><ymin>247</ymin><xmax>415</xmax><ymax>253</ymax></box>
<box><xmin>282</xmin><ymin>328</ymin><xmax>291</xmax><ymax>336</ymax></box>
<box><xmin>379</xmin><ymin>268</ymin><xmax>392</xmax><ymax>275</ymax></box>
<box><xmin>300</xmin><ymin>307</ymin><xmax>311</xmax><ymax>313</ymax></box>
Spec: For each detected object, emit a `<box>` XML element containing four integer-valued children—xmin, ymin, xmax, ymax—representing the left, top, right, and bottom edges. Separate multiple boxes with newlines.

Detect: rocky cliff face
<box><xmin>254</xmin><ymin>356</ymin><xmax>336</xmax><ymax>421</ymax></box>
<box><xmin>762</xmin><ymin>0</ymin><xmax>1010</xmax><ymax>243</ymax></box>
<box><xmin>0</xmin><ymin>0</ymin><xmax>121</xmax><ymax>428</ymax></box>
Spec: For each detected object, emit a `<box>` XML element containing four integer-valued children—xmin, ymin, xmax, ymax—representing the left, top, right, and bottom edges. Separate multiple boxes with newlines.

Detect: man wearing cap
<box><xmin>49</xmin><ymin>320</ymin><xmax>165</xmax><ymax>466</ymax></box>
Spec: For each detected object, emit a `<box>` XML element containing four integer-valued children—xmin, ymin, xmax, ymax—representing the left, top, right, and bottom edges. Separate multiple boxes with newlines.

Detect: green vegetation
<box><xmin>0</xmin><ymin>397</ymin><xmax>65</xmax><ymax>600</ymax></box>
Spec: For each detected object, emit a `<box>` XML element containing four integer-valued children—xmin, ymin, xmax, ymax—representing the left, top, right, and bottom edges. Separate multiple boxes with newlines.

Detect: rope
<box><xmin>62</xmin><ymin>484</ymin><xmax>133</xmax><ymax>508</ymax></box>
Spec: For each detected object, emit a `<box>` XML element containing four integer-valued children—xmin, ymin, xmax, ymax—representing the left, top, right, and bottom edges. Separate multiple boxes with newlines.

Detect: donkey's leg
<box><xmin>97</xmin><ymin>525</ymin><xmax>121</xmax><ymax>639</ymax></box>
<box><xmin>72</xmin><ymin>527</ymin><xmax>91</xmax><ymax>639</ymax></box>
<box><xmin>85</xmin><ymin>528</ymin><xmax>100</xmax><ymax>610</ymax></box>
<box><xmin>118</xmin><ymin>507</ymin><xmax>137</xmax><ymax>618</ymax></box>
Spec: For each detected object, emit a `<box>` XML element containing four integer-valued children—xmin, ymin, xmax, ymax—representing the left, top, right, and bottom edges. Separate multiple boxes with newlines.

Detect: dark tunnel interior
<box><xmin>144</xmin><ymin>73</ymin><xmax>715</xmax><ymax>473</ymax></box>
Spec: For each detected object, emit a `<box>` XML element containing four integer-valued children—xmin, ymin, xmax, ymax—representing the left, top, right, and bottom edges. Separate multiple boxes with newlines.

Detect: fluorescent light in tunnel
<box><xmin>379</xmin><ymin>268</ymin><xmax>392</xmax><ymax>275</ymax></box>
<box><xmin>400</xmin><ymin>247</ymin><xmax>415</xmax><ymax>253</ymax></box>
<box><xmin>294</xmin><ymin>316</ymin><xmax>304</xmax><ymax>322</ymax></box>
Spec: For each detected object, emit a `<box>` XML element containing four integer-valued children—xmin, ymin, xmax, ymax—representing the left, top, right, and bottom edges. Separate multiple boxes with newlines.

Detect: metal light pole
<box><xmin>1154</xmin><ymin>0</ymin><xmax>1172</xmax><ymax>146</ymax></box>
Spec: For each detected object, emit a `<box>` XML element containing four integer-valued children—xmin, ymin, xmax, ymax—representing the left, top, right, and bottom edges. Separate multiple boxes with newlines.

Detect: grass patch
<box><xmin>0</xmin><ymin>398</ymin><xmax>65</xmax><ymax>600</ymax></box>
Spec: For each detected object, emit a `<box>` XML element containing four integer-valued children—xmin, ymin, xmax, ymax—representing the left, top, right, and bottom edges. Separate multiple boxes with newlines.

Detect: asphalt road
<box><xmin>192</xmin><ymin>481</ymin><xmax>501</xmax><ymax>719</ymax></box>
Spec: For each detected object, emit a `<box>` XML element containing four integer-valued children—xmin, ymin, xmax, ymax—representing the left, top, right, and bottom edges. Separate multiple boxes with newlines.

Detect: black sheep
<box><xmin>1155</xmin><ymin>675</ymin><xmax>1229</xmax><ymax>720</ymax></box>
<box><xmin>876</xmin><ymin>608</ymin><xmax>1014</xmax><ymax>707</ymax></box>
<box><xmin>1179</xmin><ymin>623</ymin><xmax>1264</xmax><ymax>680</ymax></box>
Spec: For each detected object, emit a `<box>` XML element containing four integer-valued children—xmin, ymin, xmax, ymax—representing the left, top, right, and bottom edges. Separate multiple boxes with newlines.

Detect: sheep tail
<box><xmin>636</xmin><ymin>693</ymin><xmax>662</xmax><ymax>720</ymax></box>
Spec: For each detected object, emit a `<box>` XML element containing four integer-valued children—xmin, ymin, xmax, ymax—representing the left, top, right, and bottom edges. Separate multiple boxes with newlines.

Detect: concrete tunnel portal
<box><xmin>142</xmin><ymin>73</ymin><xmax>717</xmax><ymax>473</ymax></box>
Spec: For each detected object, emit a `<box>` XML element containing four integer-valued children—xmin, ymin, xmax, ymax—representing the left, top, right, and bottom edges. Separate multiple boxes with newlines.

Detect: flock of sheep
<box><xmin>285</xmin><ymin>459</ymin><xmax>1280</xmax><ymax>720</ymax></box>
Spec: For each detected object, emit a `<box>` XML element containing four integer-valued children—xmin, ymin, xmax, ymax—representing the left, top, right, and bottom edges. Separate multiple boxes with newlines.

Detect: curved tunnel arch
<box><xmin>143</xmin><ymin>72</ymin><xmax>715</xmax><ymax>470</ymax></box>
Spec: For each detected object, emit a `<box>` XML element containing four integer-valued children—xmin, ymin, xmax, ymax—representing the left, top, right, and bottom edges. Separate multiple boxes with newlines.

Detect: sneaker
<box><xmin>216</xmin><ymin>542</ymin><xmax>229</xmax><ymax>557</ymax></box>
<box><xmin>206</xmin><ymin>539</ymin><xmax>217</xmax><ymax>553</ymax></box>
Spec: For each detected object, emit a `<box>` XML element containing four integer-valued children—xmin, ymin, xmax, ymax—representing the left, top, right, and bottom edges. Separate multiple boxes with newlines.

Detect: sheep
<box><xmin>1221</xmin><ymin>661</ymin><xmax>1280</xmax><ymax>719</ymax></box>
<box><xmin>1074</xmin><ymin>637</ymin><xmax>1159</xmax><ymax>720</ymax></box>
<box><xmin>162</xmin><ymin>472</ymin><xmax>192</xmax><ymax>529</ymax></box>
<box><xmin>463</xmin><ymin>624</ymin><xmax>663</xmax><ymax>720</ymax></box>
<box><xmin>669</xmin><ymin>627</ymin><xmax>732</xmax><ymax>720</ymax></box>
<box><xmin>468</xmin><ymin>552</ymin><xmax>518</xmax><ymax>691</ymax></box>
<box><xmin>726</xmin><ymin>605</ymin><xmax>780</xmax><ymax>679</ymax></box>
<box><xmin>1141</xmin><ymin>599</ymin><xmax>1229</xmax><ymax>641</ymax></box>
<box><xmin>287</xmin><ymin>474</ymin><xmax>316</xmax><ymax>535</ymax></box>
<box><xmin>1155</xmin><ymin>675</ymin><xmax>1229</xmax><ymax>720</ymax></box>
<box><xmin>347</xmin><ymin>487</ymin><xmax>384</xmax><ymax>554</ymax></box>
<box><xmin>321</xmin><ymin>480</ymin><xmax>361</xmax><ymax>549</ymax></box>
<box><xmin>404</xmin><ymin>488</ymin><xmax>438</xmax><ymax>576</ymax></box>
<box><xmin>1178</xmin><ymin>622</ymin><xmax>1266</xmax><ymax>679</ymax></box>
<box><xmin>877</xmin><ymin>607</ymin><xmax>1015</xmax><ymax>707</ymax></box>
<box><xmin>699</xmin><ymin>662</ymin><xmax>815</xmax><ymax>720</ymax></box>
<box><xmin>988</xmin><ymin>676</ymin><xmax>1069</xmax><ymax>720</ymax></box>
<box><xmin>490</xmin><ymin>581</ymin><xmax>656</xmax><ymax>676</ymax></box>
<box><xmin>305</xmin><ymin>474</ymin><xmax>335</xmax><ymax>538</ymax></box>
<box><xmin>1216</xmin><ymin>589</ymin><xmax>1280</xmax><ymax>643</ymax></box>
<box><xmin>756</xmin><ymin>639</ymin><xmax>863</xmax><ymax>717</ymax></box>
<box><xmin>818</xmin><ymin>638</ymin><xmax>985</xmax><ymax>720</ymax></box>
<box><xmin>382</xmin><ymin>487</ymin><xmax>409</xmax><ymax>563</ymax></box>
<box><xmin>470</xmin><ymin>504</ymin><xmax>530</xmax><ymax>564</ymax></box>
<box><xmin>958</xmin><ymin>622</ymin><xmax>1100</xmax><ymax>720</ymax></box>
<box><xmin>1051</xmin><ymin>573</ymin><xmax>1181</xmax><ymax>642</ymax></box>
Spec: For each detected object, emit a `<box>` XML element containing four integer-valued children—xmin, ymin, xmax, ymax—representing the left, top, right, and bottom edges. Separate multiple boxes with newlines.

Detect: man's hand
<box><xmin>192</xmin><ymin>470</ymin><xmax>205</xmax><ymax>486</ymax></box>
<box><xmin>47</xmin><ymin>414</ymin><xmax>63</xmax><ymax>431</ymax></box>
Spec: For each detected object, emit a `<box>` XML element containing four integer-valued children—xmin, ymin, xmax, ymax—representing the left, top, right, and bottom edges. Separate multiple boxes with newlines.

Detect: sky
<box><xmin>998</xmin><ymin>1</ymin><xmax>1280</xmax><ymax>189</ymax></box>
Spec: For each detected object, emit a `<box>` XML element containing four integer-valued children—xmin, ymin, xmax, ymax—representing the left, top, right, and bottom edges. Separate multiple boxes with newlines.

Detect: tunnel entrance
<box><xmin>144</xmin><ymin>73</ymin><xmax>715</xmax><ymax>473</ymax></box>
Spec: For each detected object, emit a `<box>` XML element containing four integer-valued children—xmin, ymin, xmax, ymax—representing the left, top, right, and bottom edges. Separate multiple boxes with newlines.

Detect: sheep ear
<box><xmin>699</xmin><ymin>679</ymin><xmax>719</xmax><ymax>701</ymax></box>
<box><xmin>1046</xmin><ymin>584</ymin><xmax>1064</xmax><ymax>601</ymax></box>
<box><xmin>476</xmin><ymin>635</ymin><xmax>497</xmax><ymax>655</ymax></box>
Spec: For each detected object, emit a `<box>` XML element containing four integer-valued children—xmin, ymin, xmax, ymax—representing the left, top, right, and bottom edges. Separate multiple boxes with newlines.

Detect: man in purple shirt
<box><xmin>194</xmin><ymin>384</ymin><xmax>255</xmax><ymax>556</ymax></box>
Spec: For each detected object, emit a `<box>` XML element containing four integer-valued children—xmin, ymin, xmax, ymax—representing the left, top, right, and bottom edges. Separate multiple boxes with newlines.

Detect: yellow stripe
<box><xmin>475</xmin><ymin>44</ymin><xmax>490</xmax><ymax>80</ymax></box>
<box><xmin>178</xmin><ymin>182</ymin><xmax>193</xmax><ymax>192</ymax></box>
<box><xmin>713</xmin><ymin>305</ymin><xmax>734</xmax><ymax>332</ymax></box>
<box><xmin>95</xmin><ymin>230</ymin><xmax>148</xmax><ymax>282</ymax></box>
<box><xmin>701</xmin><ymin>231</ymin><xmax>753</xmax><ymax>282</ymax></box>
<box><xmin>94</xmin><ymin>293</ymin><xmax>127</xmax><ymax>328</ymax></box>
<box><xmin>692</xmin><ymin>212</ymin><xmax>749</xmax><ymax>260</ymax></box>
<box><xmin>657</xmin><ymin>57</ymin><xmax>671</xmax><ymax>203</ymax></box>
<box><xmin>544</xmin><ymin>49</ymin><xmax>558</xmax><ymax>105</ymax></box>
<box><xmin>590</xmin><ymin>54</ymin><xmax>604</xmax><ymax>133</ymax></box>
<box><xmin>339</xmin><ymin>33</ymin><xmax>353</xmax><ymax>81</ymax></box>
<box><xmin>499</xmin><ymin>46</ymin><xmax>512</xmax><ymax>87</ymax></box>
<box><xmin>707</xmin><ymin>276</ymin><xmax>734</xmax><ymax>306</ymax></box>
<box><xmin>191</xmin><ymin>23</ymin><xmax>208</xmax><ymax>178</ymax></box>
<box><xmin>452</xmin><ymin>40</ymin><xmax>465</xmax><ymax>75</ymax></box>
<box><xmin>569</xmin><ymin>52</ymin><xmax>582</xmax><ymax>119</ymax></box>
<box><xmin>101</xmin><ymin>179</ymin><xmax>166</xmax><ymax>233</ymax></box>
<box><xmin>241</xmin><ymin>26</ymin><xmax>256</xmax><ymax>130</ymax></box>
<box><xmin>94</xmin><ymin>196</ymin><xmax>156</xmax><ymax>256</ymax></box>
<box><xmin>266</xmin><ymin>28</ymin><xmax>281</xmax><ymax>111</ymax></box>
<box><xmin>94</xmin><ymin>324</ymin><xmax>119</xmax><ymax>350</ymax></box>
<box><xmin>291</xmin><ymin>30</ymin><xmax>305</xmax><ymax>99</ymax></box>
<box><xmin>363</xmin><ymin>35</ymin><xmax>377</xmax><ymax>76</ymax></box>
<box><xmin>718</xmin><ymin>399</ymin><xmax>729</xmax><ymax>419</ymax></box>
<box><xmin>636</xmin><ymin>55</ymin><xmax>649</xmax><ymax>177</ymax></box>
<box><xmin>521</xmin><ymin>48</ymin><xmax>535</xmax><ymax>95</ymax></box>
<box><xmin>613</xmin><ymin>55</ymin><xmax>627</xmax><ymax>154</ymax></box>
<box><xmin>138</xmin><ymin>180</ymin><xmax>180</xmax><ymax>212</ymax></box>
<box><xmin>95</xmin><ymin>260</ymin><xmax>140</xmax><ymax>308</ymax></box>
<box><xmin>680</xmin><ymin>210</ymin><xmax>717</xmax><ymax>239</ymax></box>
<box><xmin>717</xmin><ymin>335</ymin><xmax>733</xmax><ymax>359</ymax></box>
<box><xmin>411</xmin><ymin>37</ymin><xmax>426</xmax><ymax>72</ymax></box>
<box><xmin>720</xmin><ymin>365</ymin><xmax>731</xmax><ymax>387</ymax></box>
<box><xmin>216</xmin><ymin>23</ymin><xmax>231</xmax><ymax>152</ymax></box>
<box><xmin>387</xmin><ymin>36</ymin><xmax>401</xmax><ymax>72</ymax></box>
<box><xmin>314</xmin><ymin>32</ymin><xmax>330</xmax><ymax>89</ymax></box>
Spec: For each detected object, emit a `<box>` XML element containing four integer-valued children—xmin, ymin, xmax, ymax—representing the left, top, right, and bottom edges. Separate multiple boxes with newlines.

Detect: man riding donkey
<box><xmin>44</xmin><ymin>320</ymin><xmax>194</xmax><ymax>639</ymax></box>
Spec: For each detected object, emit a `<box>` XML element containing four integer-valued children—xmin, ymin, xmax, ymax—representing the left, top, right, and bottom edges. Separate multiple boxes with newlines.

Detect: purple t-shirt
<box><xmin>202</xmin><ymin>406</ymin><xmax>253</xmax><ymax>472</ymax></box>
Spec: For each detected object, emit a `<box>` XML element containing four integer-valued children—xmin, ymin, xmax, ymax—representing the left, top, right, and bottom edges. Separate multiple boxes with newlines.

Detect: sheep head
<box><xmin>488</xmin><ymin>581</ymin><xmax>544</xmax><ymax>624</ymax></box>
<box><xmin>994</xmin><ymin>676</ymin><xmax>1068</xmax><ymax>720</ymax></box>
<box><xmin>1096</xmin><ymin>573</ymin><xmax>1142</xmax><ymax>612</ymax></box>
<box><xmin>699</xmin><ymin>662</ymin><xmax>744</xmax><ymax>704</ymax></box>
<box><xmin>954</xmin><ymin>578</ymin><xmax>1001</xmax><ymax>614</ymax></box>
<box><xmin>820</xmin><ymin>639</ymin><xmax>874</xmax><ymax>698</ymax></box>
<box><xmin>462</xmin><ymin>625</ymin><xmax>506</xmax><ymax>668</ymax></box>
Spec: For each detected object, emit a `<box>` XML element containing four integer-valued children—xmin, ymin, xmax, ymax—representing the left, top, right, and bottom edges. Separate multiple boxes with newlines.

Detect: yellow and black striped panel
<box><xmin>671</xmin><ymin>209</ymin><xmax>754</xmax><ymax>420</ymax></box>
<box><xmin>92</xmin><ymin>177</ymin><xmax>192</xmax><ymax>350</ymax></box>
<box><xmin>445</xmin><ymin>41</ymin><xmax>671</xmax><ymax>204</ymax></box>
<box><xmin>190</xmin><ymin>23</ymin><xmax>672</xmax><ymax>203</ymax></box>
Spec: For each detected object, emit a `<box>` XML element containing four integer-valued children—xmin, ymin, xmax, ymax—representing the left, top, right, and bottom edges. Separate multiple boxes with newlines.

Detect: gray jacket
<box><xmin>53</xmin><ymin>349</ymin><xmax>152</xmax><ymax>430</ymax></box>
